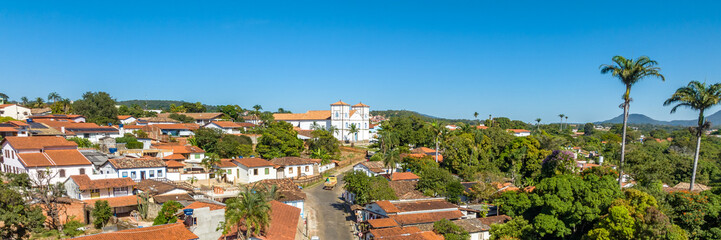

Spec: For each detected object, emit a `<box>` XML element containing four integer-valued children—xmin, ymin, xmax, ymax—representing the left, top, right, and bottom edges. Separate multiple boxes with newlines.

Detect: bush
<box><xmin>68</xmin><ymin>137</ymin><xmax>93</xmax><ymax>148</ymax></box>
<box><xmin>116</xmin><ymin>134</ymin><xmax>143</xmax><ymax>149</ymax></box>
<box><xmin>63</xmin><ymin>219</ymin><xmax>85</xmax><ymax>237</ymax></box>
<box><xmin>92</xmin><ymin>200</ymin><xmax>112</xmax><ymax>229</ymax></box>
<box><xmin>153</xmin><ymin>201</ymin><xmax>184</xmax><ymax>225</ymax></box>
<box><xmin>169</xmin><ymin>113</ymin><xmax>195</xmax><ymax>123</ymax></box>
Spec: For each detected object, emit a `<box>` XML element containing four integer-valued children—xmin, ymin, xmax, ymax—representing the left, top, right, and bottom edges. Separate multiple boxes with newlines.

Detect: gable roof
<box><xmin>136</xmin><ymin>179</ymin><xmax>191</xmax><ymax>195</ymax></box>
<box><xmin>368</xmin><ymin>218</ymin><xmax>399</xmax><ymax>229</ymax></box>
<box><xmin>452</xmin><ymin>218</ymin><xmax>491</xmax><ymax>232</ymax></box>
<box><xmin>40</xmin><ymin>121</ymin><xmax>118</xmax><ymax>133</ymax></box>
<box><xmin>376</xmin><ymin>200</ymin><xmax>400</xmax><ymax>214</ymax></box>
<box><xmin>352</xmin><ymin>102</ymin><xmax>370</xmax><ymax>107</ymax></box>
<box><xmin>108</xmin><ymin>158</ymin><xmax>167</xmax><ymax>169</ymax></box>
<box><xmin>392</xmin><ymin>199</ymin><xmax>457</xmax><ymax>212</ymax></box>
<box><xmin>183</xmin><ymin>201</ymin><xmax>225</xmax><ymax>211</ymax></box>
<box><xmin>388</xmin><ymin>181</ymin><xmax>429</xmax><ymax>200</ymax></box>
<box><xmin>390</xmin><ymin>210</ymin><xmax>464</xmax><ymax>225</ymax></box>
<box><xmin>154</xmin><ymin>144</ymin><xmax>205</xmax><ymax>154</ymax></box>
<box><xmin>117</xmin><ymin>115</ymin><xmax>134</xmax><ymax>120</ymax></box>
<box><xmin>17</xmin><ymin>149</ymin><xmax>92</xmax><ymax>167</ymax></box>
<box><xmin>508</xmin><ymin>129</ymin><xmax>531</xmax><ymax>133</ymax></box>
<box><xmin>358</xmin><ymin>161</ymin><xmax>387</xmax><ymax>173</ymax></box>
<box><xmin>206</xmin><ymin>121</ymin><xmax>243</xmax><ymax>128</ymax></box>
<box><xmin>477</xmin><ymin>215</ymin><xmax>512</xmax><ymax>226</ymax></box>
<box><xmin>68</xmin><ymin>175</ymin><xmax>136</xmax><ymax>190</ymax></box>
<box><xmin>165</xmin><ymin>160</ymin><xmax>186</xmax><ymax>168</ymax></box>
<box><xmin>216</xmin><ymin>159</ymin><xmax>238</xmax><ymax>168</ymax></box>
<box><xmin>154</xmin><ymin>124</ymin><xmax>191</xmax><ymax>130</ymax></box>
<box><xmin>266</xmin><ymin>200</ymin><xmax>301</xmax><ymax>240</ymax></box>
<box><xmin>270</xmin><ymin>157</ymin><xmax>320</xmax><ymax>166</ymax></box>
<box><xmin>2</xmin><ymin>136</ymin><xmax>77</xmax><ymax>150</ymax></box>
<box><xmin>388</xmin><ymin>172</ymin><xmax>420</xmax><ymax>181</ymax></box>
<box><xmin>72</xmin><ymin>223</ymin><xmax>198</xmax><ymax>240</ymax></box>
<box><xmin>137</xmin><ymin>117</ymin><xmax>180</xmax><ymax>123</ymax></box>
<box><xmin>234</xmin><ymin>158</ymin><xmax>275</xmax><ymax>168</ymax></box>
<box><xmin>83</xmin><ymin>195</ymin><xmax>141</xmax><ymax>208</ymax></box>
<box><xmin>153</xmin><ymin>193</ymin><xmax>194</xmax><ymax>204</ymax></box>
<box><xmin>273</xmin><ymin>110</ymin><xmax>332</xmax><ymax>121</ymax></box>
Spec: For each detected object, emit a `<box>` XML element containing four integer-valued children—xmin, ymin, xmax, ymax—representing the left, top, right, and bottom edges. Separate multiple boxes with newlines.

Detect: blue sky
<box><xmin>2</xmin><ymin>1</ymin><xmax>721</xmax><ymax>123</ymax></box>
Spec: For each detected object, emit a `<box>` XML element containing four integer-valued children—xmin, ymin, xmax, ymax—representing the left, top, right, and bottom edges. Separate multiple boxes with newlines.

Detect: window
<box><xmin>253</xmin><ymin>169</ymin><xmax>258</xmax><ymax>176</ymax></box>
<box><xmin>83</xmin><ymin>133</ymin><xmax>90</xmax><ymax>138</ymax></box>
<box><xmin>195</xmin><ymin>154</ymin><xmax>200</xmax><ymax>159</ymax></box>
<box><xmin>305</xmin><ymin>166</ymin><xmax>309</xmax><ymax>172</ymax></box>
<box><xmin>149</xmin><ymin>170</ymin><xmax>155</xmax><ymax>178</ymax></box>
<box><xmin>59</xmin><ymin>169</ymin><xmax>66</xmax><ymax>178</ymax></box>
<box><xmin>335</xmin><ymin>112</ymin><xmax>339</xmax><ymax>118</ymax></box>
<box><xmin>131</xmin><ymin>171</ymin><xmax>137</xmax><ymax>179</ymax></box>
<box><xmin>79</xmin><ymin>168</ymin><xmax>85</xmax><ymax>175</ymax></box>
<box><xmin>289</xmin><ymin>167</ymin><xmax>293</xmax><ymax>174</ymax></box>
<box><xmin>157</xmin><ymin>170</ymin><xmax>163</xmax><ymax>177</ymax></box>
<box><xmin>265</xmin><ymin>168</ymin><xmax>270</xmax><ymax>175</ymax></box>
<box><xmin>122</xmin><ymin>171</ymin><xmax>128</xmax><ymax>178</ymax></box>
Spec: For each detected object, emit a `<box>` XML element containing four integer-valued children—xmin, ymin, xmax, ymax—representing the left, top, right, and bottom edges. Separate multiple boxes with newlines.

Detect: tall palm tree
<box><xmin>473</xmin><ymin>112</ymin><xmax>479</xmax><ymax>124</ymax></box>
<box><xmin>224</xmin><ymin>186</ymin><xmax>271</xmax><ymax>239</ymax></box>
<box><xmin>47</xmin><ymin>92</ymin><xmax>61</xmax><ymax>103</ymax></box>
<box><xmin>383</xmin><ymin>148</ymin><xmax>401</xmax><ymax>174</ymax></box>
<box><xmin>348</xmin><ymin>123</ymin><xmax>359</xmax><ymax>143</ymax></box>
<box><xmin>430</xmin><ymin>121</ymin><xmax>445</xmax><ymax>163</ymax></box>
<box><xmin>558</xmin><ymin>114</ymin><xmax>565</xmax><ymax>131</ymax></box>
<box><xmin>565</xmin><ymin>116</ymin><xmax>569</xmax><ymax>129</ymax></box>
<box><xmin>34</xmin><ymin>97</ymin><xmax>45</xmax><ymax>108</ymax></box>
<box><xmin>664</xmin><ymin>81</ymin><xmax>721</xmax><ymax>191</ymax></box>
<box><xmin>20</xmin><ymin>96</ymin><xmax>29</xmax><ymax>106</ymax></box>
<box><xmin>601</xmin><ymin>55</ymin><xmax>665</xmax><ymax>188</ymax></box>
<box><xmin>535</xmin><ymin>118</ymin><xmax>542</xmax><ymax>131</ymax></box>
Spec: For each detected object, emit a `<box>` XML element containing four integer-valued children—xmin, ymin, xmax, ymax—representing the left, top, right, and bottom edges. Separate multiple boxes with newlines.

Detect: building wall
<box><xmin>241</xmin><ymin>165</ymin><xmax>276</xmax><ymax>183</ymax></box>
<box><xmin>186</xmin><ymin>207</ymin><xmax>225</xmax><ymax>240</ymax></box>
<box><xmin>280</xmin><ymin>164</ymin><xmax>315</xmax><ymax>178</ymax></box>
<box><xmin>120</xmin><ymin>118</ymin><xmax>137</xmax><ymax>125</ymax></box>
<box><xmin>0</xmin><ymin>105</ymin><xmax>31</xmax><ymax>120</ymax></box>
<box><xmin>69</xmin><ymin>132</ymin><xmax>122</xmax><ymax>144</ymax></box>
<box><xmin>284</xmin><ymin>200</ymin><xmax>305</xmax><ymax>218</ymax></box>
<box><xmin>113</xmin><ymin>167</ymin><xmax>166</xmax><ymax>181</ymax></box>
<box><xmin>65</xmin><ymin>179</ymin><xmax>133</xmax><ymax>200</ymax></box>
<box><xmin>204</xmin><ymin>124</ymin><xmax>241</xmax><ymax>134</ymax></box>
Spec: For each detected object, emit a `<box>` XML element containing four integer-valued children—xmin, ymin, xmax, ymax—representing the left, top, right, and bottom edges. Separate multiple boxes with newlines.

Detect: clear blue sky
<box><xmin>2</xmin><ymin>1</ymin><xmax>721</xmax><ymax>123</ymax></box>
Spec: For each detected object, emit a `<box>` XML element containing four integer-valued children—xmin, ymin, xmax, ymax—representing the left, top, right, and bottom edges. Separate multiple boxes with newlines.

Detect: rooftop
<box><xmin>390</xmin><ymin>210</ymin><xmax>464</xmax><ymax>225</ymax></box>
<box><xmin>183</xmin><ymin>201</ymin><xmax>225</xmax><ymax>211</ymax></box>
<box><xmin>2</xmin><ymin>136</ymin><xmax>77</xmax><ymax>150</ymax></box>
<box><xmin>68</xmin><ymin>175</ymin><xmax>136</xmax><ymax>190</ymax></box>
<box><xmin>158</xmin><ymin>112</ymin><xmax>224</xmax><ymax>120</ymax></box>
<box><xmin>17</xmin><ymin>149</ymin><xmax>92</xmax><ymax>167</ymax></box>
<box><xmin>108</xmin><ymin>158</ymin><xmax>167</xmax><ymax>169</ymax></box>
<box><xmin>273</xmin><ymin>110</ymin><xmax>332</xmax><ymax>121</ymax></box>
<box><xmin>83</xmin><ymin>195</ymin><xmax>141</xmax><ymax>208</ymax></box>
<box><xmin>234</xmin><ymin>157</ymin><xmax>275</xmax><ymax>168</ymax></box>
<box><xmin>72</xmin><ymin>223</ymin><xmax>198</xmax><ymax>240</ymax></box>
<box><xmin>270</xmin><ymin>157</ymin><xmax>320</xmax><ymax>166</ymax></box>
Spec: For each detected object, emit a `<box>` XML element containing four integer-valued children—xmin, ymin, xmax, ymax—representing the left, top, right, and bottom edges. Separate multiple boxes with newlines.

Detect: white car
<box><xmin>311</xmin><ymin>237</ymin><xmax>320</xmax><ymax>240</ymax></box>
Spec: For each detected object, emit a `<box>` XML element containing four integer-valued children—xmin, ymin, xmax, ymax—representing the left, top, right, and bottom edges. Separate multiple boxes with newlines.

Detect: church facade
<box><xmin>273</xmin><ymin>101</ymin><xmax>371</xmax><ymax>142</ymax></box>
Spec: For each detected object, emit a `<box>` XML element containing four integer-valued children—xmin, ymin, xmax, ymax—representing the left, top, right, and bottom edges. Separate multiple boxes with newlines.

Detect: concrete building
<box><xmin>0</xmin><ymin>104</ymin><xmax>31</xmax><ymax>120</ymax></box>
<box><xmin>270</xmin><ymin>157</ymin><xmax>320</xmax><ymax>179</ymax></box>
<box><xmin>99</xmin><ymin>158</ymin><xmax>167</xmax><ymax>181</ymax></box>
<box><xmin>181</xmin><ymin>201</ymin><xmax>226</xmax><ymax>240</ymax></box>
<box><xmin>0</xmin><ymin>136</ymin><xmax>94</xmax><ymax>184</ymax></box>
<box><xmin>273</xmin><ymin>101</ymin><xmax>371</xmax><ymax>142</ymax></box>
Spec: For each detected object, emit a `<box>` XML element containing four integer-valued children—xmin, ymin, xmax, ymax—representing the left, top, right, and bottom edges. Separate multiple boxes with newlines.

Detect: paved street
<box><xmin>304</xmin><ymin>167</ymin><xmax>357</xmax><ymax>240</ymax></box>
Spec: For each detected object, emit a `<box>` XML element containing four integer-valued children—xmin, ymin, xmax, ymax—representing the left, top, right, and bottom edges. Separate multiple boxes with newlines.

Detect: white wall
<box><xmin>280</xmin><ymin>164</ymin><xmax>315</xmax><ymax>178</ymax></box>
<box><xmin>0</xmin><ymin>105</ymin><xmax>31</xmax><ymax>120</ymax></box>
<box><xmin>186</xmin><ymin>207</ymin><xmax>225</xmax><ymax>240</ymax></box>
<box><xmin>1</xmin><ymin>143</ymin><xmax>93</xmax><ymax>184</ymax></box>
<box><xmin>319</xmin><ymin>163</ymin><xmax>335</xmax><ymax>173</ymax></box>
<box><xmin>240</xmin><ymin>165</ymin><xmax>276</xmax><ymax>184</ymax></box>
<box><xmin>114</xmin><ymin>167</ymin><xmax>167</xmax><ymax>181</ymax></box>
<box><xmin>284</xmin><ymin>200</ymin><xmax>305</xmax><ymax>218</ymax></box>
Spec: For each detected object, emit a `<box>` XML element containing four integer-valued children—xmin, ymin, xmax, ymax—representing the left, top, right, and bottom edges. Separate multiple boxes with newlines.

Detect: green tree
<box><xmin>218</xmin><ymin>105</ymin><xmax>244</xmax><ymax>121</ymax></box>
<box><xmin>92</xmin><ymin>200</ymin><xmax>112</xmax><ymax>229</ymax></box>
<box><xmin>20</xmin><ymin>96</ymin><xmax>29</xmax><ymax>106</ymax></box>
<box><xmin>308</xmin><ymin>129</ymin><xmax>341</xmax><ymax>157</ymax></box>
<box><xmin>51</xmin><ymin>98</ymin><xmax>73</xmax><ymax>114</ymax></box>
<box><xmin>664</xmin><ymin>81</ymin><xmax>721</xmax><ymax>191</ymax></box>
<box><xmin>349</xmin><ymin>123</ymin><xmax>359</xmax><ymax>143</ymax></box>
<box><xmin>73</xmin><ymin>91</ymin><xmax>119</xmax><ymax>125</ymax></box>
<box><xmin>600</xmin><ymin>55</ymin><xmax>665</xmax><ymax>188</ymax></box>
<box><xmin>433</xmin><ymin>219</ymin><xmax>470</xmax><ymax>240</ymax></box>
<box><xmin>584</xmin><ymin>123</ymin><xmax>595</xmax><ymax>136</ymax></box>
<box><xmin>116</xmin><ymin>133</ymin><xmax>143</xmax><ymax>149</ymax></box>
<box><xmin>153</xmin><ymin>200</ymin><xmax>184</xmax><ymax>225</ymax></box>
<box><xmin>0</xmin><ymin>173</ymin><xmax>46</xmax><ymax>239</ymax></box>
<box><xmin>216</xmin><ymin>134</ymin><xmax>254</xmax><ymax>158</ymax></box>
<box><xmin>47</xmin><ymin>92</ymin><xmax>61</xmax><ymax>103</ymax></box>
<box><xmin>193</xmin><ymin>128</ymin><xmax>223</xmax><ymax>152</ymax></box>
<box><xmin>201</xmin><ymin>153</ymin><xmax>221</xmax><ymax>177</ymax></box>
<box><xmin>342</xmin><ymin>171</ymin><xmax>397</xmax><ymax>205</ymax></box>
<box><xmin>383</xmin><ymin>148</ymin><xmax>401</xmax><ymax>174</ymax></box>
<box><xmin>256</xmin><ymin>121</ymin><xmax>304</xmax><ymax>159</ymax></box>
<box><xmin>168</xmin><ymin>113</ymin><xmax>195</xmax><ymax>123</ymax></box>
<box><xmin>68</xmin><ymin>137</ymin><xmax>94</xmax><ymax>148</ymax></box>
<box><xmin>223</xmin><ymin>186</ymin><xmax>271</xmax><ymax>239</ymax></box>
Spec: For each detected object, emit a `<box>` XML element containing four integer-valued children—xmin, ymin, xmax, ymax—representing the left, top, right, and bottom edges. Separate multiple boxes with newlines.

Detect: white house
<box><xmin>157</xmin><ymin>112</ymin><xmax>224</xmax><ymax>125</ymax></box>
<box><xmin>203</xmin><ymin>121</ymin><xmax>255</xmax><ymax>134</ymax></box>
<box><xmin>99</xmin><ymin>158</ymin><xmax>167</xmax><ymax>181</ymax></box>
<box><xmin>353</xmin><ymin>161</ymin><xmax>392</xmax><ymax>177</ymax></box>
<box><xmin>0</xmin><ymin>136</ymin><xmax>94</xmax><ymax>184</ymax></box>
<box><xmin>64</xmin><ymin>174</ymin><xmax>136</xmax><ymax>200</ymax></box>
<box><xmin>39</xmin><ymin>121</ymin><xmax>121</xmax><ymax>143</ymax></box>
<box><xmin>0</xmin><ymin>120</ymin><xmax>30</xmax><ymax>137</ymax></box>
<box><xmin>29</xmin><ymin>114</ymin><xmax>86</xmax><ymax>123</ymax></box>
<box><xmin>118</xmin><ymin>115</ymin><xmax>137</xmax><ymax>125</ymax></box>
<box><xmin>155</xmin><ymin>124</ymin><xmax>195</xmax><ymax>137</ymax></box>
<box><xmin>218</xmin><ymin>158</ymin><xmax>277</xmax><ymax>184</ymax></box>
<box><xmin>273</xmin><ymin>101</ymin><xmax>371</xmax><ymax>142</ymax></box>
<box><xmin>0</xmin><ymin>104</ymin><xmax>31</xmax><ymax>120</ymax></box>
<box><xmin>508</xmin><ymin>129</ymin><xmax>531</xmax><ymax>137</ymax></box>
<box><xmin>257</xmin><ymin>178</ymin><xmax>307</xmax><ymax>218</ymax></box>
<box><xmin>136</xmin><ymin>117</ymin><xmax>180</xmax><ymax>125</ymax></box>
<box><xmin>270</xmin><ymin>157</ymin><xmax>320</xmax><ymax>179</ymax></box>
<box><xmin>181</xmin><ymin>201</ymin><xmax>226</xmax><ymax>240</ymax></box>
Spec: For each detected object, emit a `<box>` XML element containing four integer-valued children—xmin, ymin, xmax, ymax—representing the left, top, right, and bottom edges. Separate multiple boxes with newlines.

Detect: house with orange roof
<box><xmin>364</xmin><ymin>226</ymin><xmax>444</xmax><ymax>240</ymax></box>
<box><xmin>219</xmin><ymin>200</ymin><xmax>301</xmax><ymax>240</ymax></box>
<box><xmin>385</xmin><ymin>172</ymin><xmax>420</xmax><ymax>181</ymax></box>
<box><xmin>99</xmin><ymin>157</ymin><xmax>168</xmax><ymax>181</ymax></box>
<box><xmin>117</xmin><ymin>115</ymin><xmax>137</xmax><ymax>125</ymax></box>
<box><xmin>64</xmin><ymin>174</ymin><xmax>136</xmax><ymax>200</ymax></box>
<box><xmin>0</xmin><ymin>103</ymin><xmax>31</xmax><ymax>120</ymax></box>
<box><xmin>39</xmin><ymin>120</ymin><xmax>121</xmax><ymax>143</ymax></box>
<box><xmin>360</xmin><ymin>198</ymin><xmax>463</xmax><ymax>227</ymax></box>
<box><xmin>73</xmin><ymin>223</ymin><xmax>198</xmax><ymax>240</ymax></box>
<box><xmin>202</xmin><ymin>121</ymin><xmax>256</xmax><ymax>134</ymax></box>
<box><xmin>1</xmin><ymin>136</ymin><xmax>94</xmax><ymax>184</ymax></box>
<box><xmin>29</xmin><ymin>114</ymin><xmax>86</xmax><ymax>122</ymax></box>
<box><xmin>179</xmin><ymin>201</ymin><xmax>226</xmax><ymax>240</ymax></box>
<box><xmin>0</xmin><ymin>120</ymin><xmax>30</xmax><ymax>137</ymax></box>
<box><xmin>507</xmin><ymin>129</ymin><xmax>531</xmax><ymax>137</ymax></box>
<box><xmin>272</xmin><ymin>100</ymin><xmax>371</xmax><ymax>142</ymax></box>
<box><xmin>217</xmin><ymin>157</ymin><xmax>278</xmax><ymax>184</ymax></box>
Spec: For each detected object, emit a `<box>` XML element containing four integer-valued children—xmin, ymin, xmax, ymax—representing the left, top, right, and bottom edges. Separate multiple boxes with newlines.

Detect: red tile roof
<box><xmin>165</xmin><ymin>160</ymin><xmax>186</xmax><ymax>168</ymax></box>
<box><xmin>376</xmin><ymin>200</ymin><xmax>400</xmax><ymax>214</ymax></box>
<box><xmin>0</xmin><ymin>127</ymin><xmax>19</xmax><ymax>132</ymax></box>
<box><xmin>266</xmin><ymin>200</ymin><xmax>301</xmax><ymax>240</ymax></box>
<box><xmin>477</xmin><ymin>215</ymin><xmax>512</xmax><ymax>226</ymax></box>
<box><xmin>235</xmin><ymin>158</ymin><xmax>275</xmax><ymax>168</ymax></box>
<box><xmin>0</xmin><ymin>104</ymin><xmax>15</xmax><ymax>108</ymax></box>
<box><xmin>163</xmin><ymin>153</ymin><xmax>186</xmax><ymax>160</ymax></box>
<box><xmin>8</xmin><ymin>120</ymin><xmax>30</xmax><ymax>127</ymax></box>
<box><xmin>2</xmin><ymin>136</ymin><xmax>77</xmax><ymax>150</ymax></box>
<box><xmin>392</xmin><ymin>199</ymin><xmax>458</xmax><ymax>212</ymax></box>
<box><xmin>368</xmin><ymin>218</ymin><xmax>399</xmax><ymax>228</ymax></box>
<box><xmin>17</xmin><ymin>149</ymin><xmax>92</xmax><ymax>167</ymax></box>
<box><xmin>183</xmin><ymin>201</ymin><xmax>225</xmax><ymax>211</ymax></box>
<box><xmin>72</xmin><ymin>223</ymin><xmax>198</xmax><ymax>240</ymax></box>
<box><xmin>331</xmin><ymin>100</ymin><xmax>350</xmax><ymax>106</ymax></box>
<box><xmin>508</xmin><ymin>129</ymin><xmax>531</xmax><ymax>133</ymax></box>
<box><xmin>389</xmin><ymin>172</ymin><xmax>420</xmax><ymax>181</ymax></box>
<box><xmin>108</xmin><ymin>158</ymin><xmax>167</xmax><ymax>169</ymax></box>
<box><xmin>477</xmin><ymin>126</ymin><xmax>488</xmax><ymax>130</ymax></box>
<box><xmin>155</xmin><ymin>144</ymin><xmax>205</xmax><ymax>154</ymax></box>
<box><xmin>352</xmin><ymin>102</ymin><xmax>370</xmax><ymax>107</ymax></box>
<box><xmin>270</xmin><ymin>157</ymin><xmax>320</xmax><ymax>166</ymax></box>
<box><xmin>117</xmin><ymin>115</ymin><xmax>134</xmax><ymax>120</ymax></box>
<box><xmin>208</xmin><ymin>121</ymin><xmax>243</xmax><ymax>128</ymax></box>
<box><xmin>83</xmin><ymin>195</ymin><xmax>141</xmax><ymax>208</ymax></box>
<box><xmin>68</xmin><ymin>175</ymin><xmax>136</xmax><ymax>190</ymax></box>
<box><xmin>390</xmin><ymin>210</ymin><xmax>464</xmax><ymax>225</ymax></box>
<box><xmin>158</xmin><ymin>112</ymin><xmax>224</xmax><ymax>120</ymax></box>
<box><xmin>154</xmin><ymin>124</ymin><xmax>192</xmax><ymax>130</ymax></box>
<box><xmin>216</xmin><ymin>159</ymin><xmax>237</xmax><ymax>168</ymax></box>
<box><xmin>273</xmin><ymin>110</ymin><xmax>332</xmax><ymax>121</ymax></box>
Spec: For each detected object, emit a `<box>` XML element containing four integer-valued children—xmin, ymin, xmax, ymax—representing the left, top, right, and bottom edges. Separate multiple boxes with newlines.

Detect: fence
<box><xmin>292</xmin><ymin>174</ymin><xmax>323</xmax><ymax>185</ymax></box>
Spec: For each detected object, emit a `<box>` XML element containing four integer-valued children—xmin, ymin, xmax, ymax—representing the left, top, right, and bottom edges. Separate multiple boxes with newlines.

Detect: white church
<box><xmin>273</xmin><ymin>101</ymin><xmax>371</xmax><ymax>142</ymax></box>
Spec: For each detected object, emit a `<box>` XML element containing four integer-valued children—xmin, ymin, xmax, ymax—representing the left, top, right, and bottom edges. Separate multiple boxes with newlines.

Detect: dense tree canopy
<box><xmin>72</xmin><ymin>91</ymin><xmax>119</xmax><ymax>124</ymax></box>
<box><xmin>256</xmin><ymin>121</ymin><xmax>304</xmax><ymax>159</ymax></box>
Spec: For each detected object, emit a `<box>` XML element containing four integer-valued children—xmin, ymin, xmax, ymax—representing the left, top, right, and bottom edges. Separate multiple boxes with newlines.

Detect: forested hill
<box><xmin>371</xmin><ymin>110</ymin><xmax>478</xmax><ymax>124</ymax></box>
<box><xmin>597</xmin><ymin>110</ymin><xmax>721</xmax><ymax>126</ymax></box>
<box><xmin>117</xmin><ymin>100</ymin><xmax>218</xmax><ymax>112</ymax></box>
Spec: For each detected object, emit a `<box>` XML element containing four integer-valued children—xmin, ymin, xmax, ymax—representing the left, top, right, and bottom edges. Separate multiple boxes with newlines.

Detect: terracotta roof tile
<box><xmin>154</xmin><ymin>144</ymin><xmax>205</xmax><ymax>154</ymax></box>
<box><xmin>163</xmin><ymin>153</ymin><xmax>186</xmax><ymax>160</ymax></box>
<box><xmin>158</xmin><ymin>112</ymin><xmax>224</xmax><ymax>120</ymax></box>
<box><xmin>108</xmin><ymin>158</ymin><xmax>166</xmax><ymax>169</ymax></box>
<box><xmin>183</xmin><ymin>201</ymin><xmax>225</xmax><ymax>211</ymax></box>
<box><xmin>154</xmin><ymin>124</ymin><xmax>191</xmax><ymax>130</ymax></box>
<box><xmin>136</xmin><ymin>179</ymin><xmax>191</xmax><ymax>195</ymax></box>
<box><xmin>235</xmin><ymin>158</ymin><xmax>275</xmax><ymax>168</ymax></box>
<box><xmin>273</xmin><ymin>110</ymin><xmax>332</xmax><ymax>121</ymax></box>
<box><xmin>376</xmin><ymin>200</ymin><xmax>400</xmax><ymax>213</ymax></box>
<box><xmin>137</xmin><ymin>117</ymin><xmax>180</xmax><ymax>123</ymax></box>
<box><xmin>389</xmin><ymin>172</ymin><xmax>420</xmax><ymax>181</ymax></box>
<box><xmin>507</xmin><ymin>129</ymin><xmax>531</xmax><ymax>133</ymax></box>
<box><xmin>270</xmin><ymin>157</ymin><xmax>319</xmax><ymax>166</ymax></box>
<box><xmin>453</xmin><ymin>218</ymin><xmax>491</xmax><ymax>232</ymax></box>
<box><xmin>477</xmin><ymin>215</ymin><xmax>512</xmax><ymax>226</ymax></box>
<box><xmin>117</xmin><ymin>115</ymin><xmax>134</xmax><ymax>120</ymax></box>
<box><xmin>388</xmin><ymin>181</ymin><xmax>429</xmax><ymax>200</ymax></box>
<box><xmin>44</xmin><ymin>149</ymin><xmax>93</xmax><ymax>166</ymax></box>
<box><xmin>392</xmin><ymin>199</ymin><xmax>457</xmax><ymax>212</ymax></box>
<box><xmin>0</xmin><ymin>127</ymin><xmax>19</xmax><ymax>132</ymax></box>
<box><xmin>368</xmin><ymin>218</ymin><xmax>398</xmax><ymax>228</ymax></box>
<box><xmin>165</xmin><ymin>160</ymin><xmax>186</xmax><ymax>168</ymax></box>
<box><xmin>207</xmin><ymin>121</ymin><xmax>243</xmax><ymax>128</ymax></box>
<box><xmin>216</xmin><ymin>159</ymin><xmax>237</xmax><ymax>168</ymax></box>
<box><xmin>83</xmin><ymin>195</ymin><xmax>141</xmax><ymax>208</ymax></box>
<box><xmin>390</xmin><ymin>210</ymin><xmax>464</xmax><ymax>225</ymax></box>
<box><xmin>17</xmin><ymin>152</ymin><xmax>53</xmax><ymax>167</ymax></box>
<box><xmin>266</xmin><ymin>200</ymin><xmax>301</xmax><ymax>240</ymax></box>
<box><xmin>153</xmin><ymin>193</ymin><xmax>194</xmax><ymax>203</ymax></box>
<box><xmin>68</xmin><ymin>175</ymin><xmax>136</xmax><ymax>190</ymax></box>
<box><xmin>352</xmin><ymin>102</ymin><xmax>370</xmax><ymax>107</ymax></box>
<box><xmin>8</xmin><ymin>121</ymin><xmax>30</xmax><ymax>127</ymax></box>
<box><xmin>3</xmin><ymin>136</ymin><xmax>77</xmax><ymax>150</ymax></box>
<box><xmin>72</xmin><ymin>223</ymin><xmax>198</xmax><ymax>240</ymax></box>
<box><xmin>331</xmin><ymin>101</ymin><xmax>350</xmax><ymax>106</ymax></box>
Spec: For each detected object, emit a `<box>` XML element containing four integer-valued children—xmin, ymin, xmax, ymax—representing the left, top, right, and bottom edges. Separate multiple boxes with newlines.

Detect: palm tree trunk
<box><xmin>435</xmin><ymin>136</ymin><xmax>439</xmax><ymax>163</ymax></box>
<box><xmin>619</xmin><ymin>100</ymin><xmax>630</xmax><ymax>188</ymax></box>
<box><xmin>690</xmin><ymin>128</ymin><xmax>702</xmax><ymax>191</ymax></box>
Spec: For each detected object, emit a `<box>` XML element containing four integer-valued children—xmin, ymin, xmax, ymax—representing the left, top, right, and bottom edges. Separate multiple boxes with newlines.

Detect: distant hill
<box><xmin>371</xmin><ymin>110</ymin><xmax>478</xmax><ymax>124</ymax></box>
<box><xmin>596</xmin><ymin>110</ymin><xmax>721</xmax><ymax>126</ymax></box>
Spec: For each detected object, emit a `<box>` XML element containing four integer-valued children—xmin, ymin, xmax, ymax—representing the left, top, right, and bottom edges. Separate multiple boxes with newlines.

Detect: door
<box><xmin>140</xmin><ymin>171</ymin><xmax>146</xmax><ymax>180</ymax></box>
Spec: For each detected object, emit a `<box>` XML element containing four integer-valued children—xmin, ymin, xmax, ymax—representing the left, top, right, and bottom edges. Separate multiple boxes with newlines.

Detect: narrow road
<box><xmin>304</xmin><ymin>163</ymin><xmax>359</xmax><ymax>240</ymax></box>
